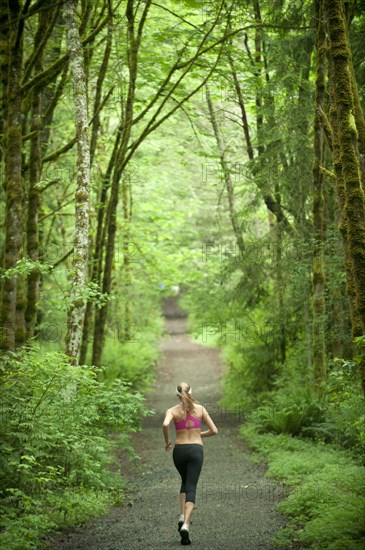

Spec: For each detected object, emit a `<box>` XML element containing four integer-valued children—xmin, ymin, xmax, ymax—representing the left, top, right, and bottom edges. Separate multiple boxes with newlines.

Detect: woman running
<box><xmin>162</xmin><ymin>381</ymin><xmax>218</xmax><ymax>545</ymax></box>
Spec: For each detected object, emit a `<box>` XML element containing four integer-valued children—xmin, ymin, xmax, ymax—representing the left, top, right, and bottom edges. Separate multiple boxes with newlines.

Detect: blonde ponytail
<box><xmin>176</xmin><ymin>381</ymin><xmax>199</xmax><ymax>415</ymax></box>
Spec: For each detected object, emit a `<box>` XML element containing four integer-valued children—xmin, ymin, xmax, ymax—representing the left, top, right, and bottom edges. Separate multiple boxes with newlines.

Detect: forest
<box><xmin>0</xmin><ymin>0</ymin><xmax>365</xmax><ymax>548</ymax></box>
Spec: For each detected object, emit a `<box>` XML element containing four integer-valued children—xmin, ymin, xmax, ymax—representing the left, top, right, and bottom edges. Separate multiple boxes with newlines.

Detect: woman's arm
<box><xmin>162</xmin><ymin>409</ymin><xmax>174</xmax><ymax>450</ymax></box>
<box><xmin>200</xmin><ymin>406</ymin><xmax>218</xmax><ymax>438</ymax></box>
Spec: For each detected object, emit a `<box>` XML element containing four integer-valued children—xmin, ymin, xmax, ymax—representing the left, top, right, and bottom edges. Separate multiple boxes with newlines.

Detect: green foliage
<box><xmin>98</xmin><ymin>333</ymin><xmax>160</xmax><ymax>390</ymax></box>
<box><xmin>0</xmin><ymin>348</ymin><xmax>153</xmax><ymax>549</ymax></box>
<box><xmin>301</xmin><ymin>358</ymin><xmax>365</xmax><ymax>454</ymax></box>
<box><xmin>240</xmin><ymin>424</ymin><xmax>365</xmax><ymax>549</ymax></box>
<box><xmin>220</xmin><ymin>334</ymin><xmax>280</xmax><ymax>413</ymax></box>
<box><xmin>97</xmin><ymin>305</ymin><xmax>164</xmax><ymax>390</ymax></box>
<box><xmin>239</xmin><ymin>353</ymin><xmax>365</xmax><ymax>453</ymax></box>
<box><xmin>0</xmin><ymin>258</ymin><xmax>53</xmax><ymax>279</ymax></box>
<box><xmin>250</xmin><ymin>386</ymin><xmax>326</xmax><ymax>437</ymax></box>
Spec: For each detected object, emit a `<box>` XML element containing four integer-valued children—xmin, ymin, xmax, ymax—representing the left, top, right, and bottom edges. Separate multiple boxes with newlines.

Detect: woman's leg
<box><xmin>183</xmin><ymin>445</ymin><xmax>204</xmax><ymax>526</ymax></box>
<box><xmin>173</xmin><ymin>446</ymin><xmax>188</xmax><ymax>506</ymax></box>
<box><xmin>179</xmin><ymin>492</ymin><xmax>186</xmax><ymax>515</ymax></box>
<box><xmin>183</xmin><ymin>502</ymin><xmax>195</xmax><ymax>526</ymax></box>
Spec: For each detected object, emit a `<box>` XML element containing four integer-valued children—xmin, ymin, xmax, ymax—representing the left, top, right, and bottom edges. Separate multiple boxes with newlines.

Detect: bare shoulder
<box><xmin>170</xmin><ymin>404</ymin><xmax>181</xmax><ymax>415</ymax></box>
<box><xmin>194</xmin><ymin>403</ymin><xmax>205</xmax><ymax>418</ymax></box>
<box><xmin>199</xmin><ymin>404</ymin><xmax>210</xmax><ymax>419</ymax></box>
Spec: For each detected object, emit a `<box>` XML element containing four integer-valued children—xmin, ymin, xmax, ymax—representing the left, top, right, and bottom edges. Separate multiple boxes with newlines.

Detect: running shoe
<box><xmin>180</xmin><ymin>526</ymin><xmax>191</xmax><ymax>545</ymax></box>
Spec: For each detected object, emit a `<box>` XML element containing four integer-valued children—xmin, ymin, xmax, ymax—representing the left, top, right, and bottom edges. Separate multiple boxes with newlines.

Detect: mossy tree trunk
<box><xmin>1</xmin><ymin>0</ymin><xmax>25</xmax><ymax>351</ymax></box>
<box><xmin>64</xmin><ymin>0</ymin><xmax>91</xmax><ymax>365</ymax></box>
<box><xmin>122</xmin><ymin>169</ymin><xmax>132</xmax><ymax>343</ymax></box>
<box><xmin>92</xmin><ymin>0</ymin><xmax>151</xmax><ymax>366</ymax></box>
<box><xmin>330</xmin><ymin>101</ymin><xmax>365</xmax><ymax>393</ymax></box>
<box><xmin>325</xmin><ymin>0</ymin><xmax>365</xmax><ymax>393</ymax></box>
<box><xmin>325</xmin><ymin>0</ymin><xmax>365</xmax><ymax>337</ymax></box>
<box><xmin>79</xmin><ymin>11</ymin><xmax>113</xmax><ymax>365</ymax></box>
<box><xmin>312</xmin><ymin>0</ymin><xmax>327</xmax><ymax>390</ymax></box>
<box><xmin>0</xmin><ymin>0</ymin><xmax>9</xmax><ymax>321</ymax></box>
<box><xmin>25</xmin><ymin>7</ymin><xmax>56</xmax><ymax>340</ymax></box>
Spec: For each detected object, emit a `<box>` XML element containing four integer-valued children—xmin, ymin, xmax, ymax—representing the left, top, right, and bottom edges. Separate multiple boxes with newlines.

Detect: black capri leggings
<box><xmin>173</xmin><ymin>444</ymin><xmax>204</xmax><ymax>504</ymax></box>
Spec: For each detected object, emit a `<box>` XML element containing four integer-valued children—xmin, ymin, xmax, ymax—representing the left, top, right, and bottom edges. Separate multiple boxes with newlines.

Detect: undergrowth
<box><xmin>240</xmin><ymin>420</ymin><xmax>365</xmax><ymax>549</ymax></box>
<box><xmin>0</xmin><ymin>347</ymin><xmax>153</xmax><ymax>550</ymax></box>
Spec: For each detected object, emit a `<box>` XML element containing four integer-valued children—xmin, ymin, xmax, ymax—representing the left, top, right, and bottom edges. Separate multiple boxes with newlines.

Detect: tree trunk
<box><xmin>1</xmin><ymin>0</ymin><xmax>25</xmax><ymax>351</ymax></box>
<box><xmin>325</xmin><ymin>0</ymin><xmax>365</xmax><ymax>337</ymax></box>
<box><xmin>328</xmin><ymin>51</ymin><xmax>365</xmax><ymax>393</ymax></box>
<box><xmin>122</xmin><ymin>169</ymin><xmax>132</xmax><ymax>342</ymax></box>
<box><xmin>79</xmin><ymin>132</ymin><xmax>121</xmax><ymax>364</ymax></box>
<box><xmin>92</xmin><ymin>0</ymin><xmax>142</xmax><ymax>366</ymax></box>
<box><xmin>344</xmin><ymin>15</ymin><xmax>365</xmax><ymax>191</ymax></box>
<box><xmin>25</xmin><ymin>87</ymin><xmax>42</xmax><ymax>341</ymax></box>
<box><xmin>0</xmin><ymin>0</ymin><xmax>9</xmax><ymax>154</ymax></box>
<box><xmin>205</xmin><ymin>86</ymin><xmax>245</xmax><ymax>260</ymax></box>
<box><xmin>274</xmin><ymin>186</ymin><xmax>286</xmax><ymax>364</ymax></box>
<box><xmin>331</xmin><ymin>111</ymin><xmax>365</xmax><ymax>390</ymax></box>
<box><xmin>253</xmin><ymin>0</ymin><xmax>264</xmax><ymax>157</ymax></box>
<box><xmin>312</xmin><ymin>0</ymin><xmax>327</xmax><ymax>389</ymax></box>
<box><xmin>25</xmin><ymin>8</ymin><xmax>51</xmax><ymax>340</ymax></box>
<box><xmin>231</xmin><ymin>9</ymin><xmax>293</xmax><ymax>235</ymax></box>
<box><xmin>64</xmin><ymin>0</ymin><xmax>91</xmax><ymax>364</ymax></box>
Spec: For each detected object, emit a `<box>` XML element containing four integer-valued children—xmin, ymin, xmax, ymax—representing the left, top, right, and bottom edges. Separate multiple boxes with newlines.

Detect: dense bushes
<box><xmin>220</xmin><ymin>328</ymin><xmax>365</xmax><ymax>453</ymax></box>
<box><xmin>250</xmin><ymin>386</ymin><xmax>326</xmax><ymax>437</ymax></box>
<box><xmin>242</xmin><ymin>357</ymin><xmax>365</xmax><ymax>456</ymax></box>
<box><xmin>0</xmin><ymin>348</ymin><xmax>152</xmax><ymax>549</ymax></box>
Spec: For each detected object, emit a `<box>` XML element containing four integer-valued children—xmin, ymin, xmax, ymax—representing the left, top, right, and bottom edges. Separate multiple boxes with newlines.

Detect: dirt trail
<box><xmin>49</xmin><ymin>299</ymin><xmax>296</xmax><ymax>549</ymax></box>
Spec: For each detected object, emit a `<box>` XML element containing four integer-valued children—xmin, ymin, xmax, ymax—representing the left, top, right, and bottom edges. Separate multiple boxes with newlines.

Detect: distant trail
<box><xmin>49</xmin><ymin>298</ymin><xmax>298</xmax><ymax>549</ymax></box>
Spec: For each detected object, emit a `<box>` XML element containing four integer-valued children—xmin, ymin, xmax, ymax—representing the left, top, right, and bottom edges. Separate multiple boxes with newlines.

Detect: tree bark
<box><xmin>312</xmin><ymin>0</ymin><xmax>327</xmax><ymax>389</ymax></box>
<box><xmin>92</xmin><ymin>0</ymin><xmax>148</xmax><ymax>366</ymax></box>
<box><xmin>25</xmin><ymin>7</ymin><xmax>51</xmax><ymax>340</ymax></box>
<box><xmin>325</xmin><ymin>0</ymin><xmax>365</xmax><ymax>335</ymax></box>
<box><xmin>331</xmin><ymin>109</ymin><xmax>365</xmax><ymax>392</ymax></box>
<box><xmin>328</xmin><ymin>46</ymin><xmax>365</xmax><ymax>393</ymax></box>
<box><xmin>122</xmin><ymin>168</ymin><xmax>132</xmax><ymax>342</ymax></box>
<box><xmin>1</xmin><ymin>0</ymin><xmax>25</xmax><ymax>351</ymax></box>
<box><xmin>79</xmin><ymin>130</ymin><xmax>121</xmax><ymax>365</ymax></box>
<box><xmin>64</xmin><ymin>0</ymin><xmax>91</xmax><ymax>364</ymax></box>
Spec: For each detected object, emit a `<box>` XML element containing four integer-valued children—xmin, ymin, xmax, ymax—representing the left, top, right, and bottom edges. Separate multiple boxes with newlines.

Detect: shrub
<box><xmin>0</xmin><ymin>347</ymin><xmax>152</xmax><ymax>549</ymax></box>
<box><xmin>249</xmin><ymin>384</ymin><xmax>326</xmax><ymax>437</ymax></box>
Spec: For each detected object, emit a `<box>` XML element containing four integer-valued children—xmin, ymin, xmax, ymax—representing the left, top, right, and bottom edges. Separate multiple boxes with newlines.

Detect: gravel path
<box><xmin>48</xmin><ymin>304</ymin><xmax>298</xmax><ymax>549</ymax></box>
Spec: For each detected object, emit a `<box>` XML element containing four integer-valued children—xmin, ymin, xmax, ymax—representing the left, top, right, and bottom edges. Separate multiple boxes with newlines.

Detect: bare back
<box><xmin>172</xmin><ymin>404</ymin><xmax>207</xmax><ymax>445</ymax></box>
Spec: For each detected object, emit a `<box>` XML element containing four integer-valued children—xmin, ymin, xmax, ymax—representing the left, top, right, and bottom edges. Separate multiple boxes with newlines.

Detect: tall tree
<box><xmin>1</xmin><ymin>0</ymin><xmax>25</xmax><ymax>350</ymax></box>
<box><xmin>64</xmin><ymin>0</ymin><xmax>91</xmax><ymax>364</ymax></box>
<box><xmin>325</xmin><ymin>0</ymin><xmax>365</xmax><ymax>334</ymax></box>
<box><xmin>325</xmin><ymin>0</ymin><xmax>365</xmax><ymax>393</ymax></box>
<box><xmin>312</xmin><ymin>0</ymin><xmax>327</xmax><ymax>389</ymax></box>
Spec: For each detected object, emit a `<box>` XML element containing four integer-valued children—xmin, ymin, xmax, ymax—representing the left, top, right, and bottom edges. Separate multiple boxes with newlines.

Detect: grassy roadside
<box><xmin>239</xmin><ymin>422</ymin><xmax>365</xmax><ymax>549</ymax></box>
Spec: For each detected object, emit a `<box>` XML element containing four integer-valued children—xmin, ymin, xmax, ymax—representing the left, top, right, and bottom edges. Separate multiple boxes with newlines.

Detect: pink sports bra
<box><xmin>174</xmin><ymin>409</ymin><xmax>202</xmax><ymax>431</ymax></box>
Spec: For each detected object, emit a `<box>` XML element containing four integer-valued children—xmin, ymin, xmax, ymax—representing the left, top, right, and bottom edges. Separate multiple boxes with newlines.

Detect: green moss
<box><xmin>348</xmin><ymin>112</ymin><xmax>358</xmax><ymax>137</ymax></box>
